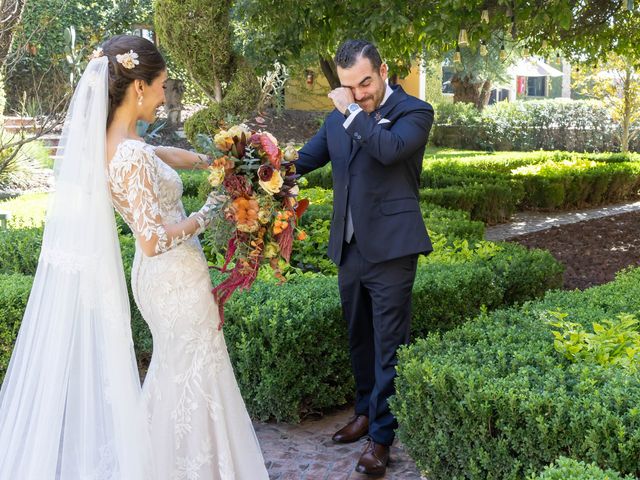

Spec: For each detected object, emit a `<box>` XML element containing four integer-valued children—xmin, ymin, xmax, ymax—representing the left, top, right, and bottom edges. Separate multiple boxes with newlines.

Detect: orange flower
<box><xmin>233</xmin><ymin>196</ymin><xmax>260</xmax><ymax>233</ymax></box>
<box><xmin>297</xmin><ymin>231</ymin><xmax>307</xmax><ymax>241</ymax></box>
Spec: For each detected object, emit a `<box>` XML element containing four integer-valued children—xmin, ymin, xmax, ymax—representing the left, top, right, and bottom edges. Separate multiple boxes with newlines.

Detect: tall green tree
<box><xmin>234</xmin><ymin>0</ymin><xmax>640</xmax><ymax>98</ymax></box>
<box><xmin>447</xmin><ymin>34</ymin><xmax>518</xmax><ymax>109</ymax></box>
<box><xmin>574</xmin><ymin>53</ymin><xmax>640</xmax><ymax>153</ymax></box>
<box><xmin>154</xmin><ymin>0</ymin><xmax>260</xmax><ymax>145</ymax></box>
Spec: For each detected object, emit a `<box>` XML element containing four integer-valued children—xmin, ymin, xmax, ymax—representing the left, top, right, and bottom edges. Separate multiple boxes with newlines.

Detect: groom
<box><xmin>295</xmin><ymin>40</ymin><xmax>434</xmax><ymax>476</ymax></box>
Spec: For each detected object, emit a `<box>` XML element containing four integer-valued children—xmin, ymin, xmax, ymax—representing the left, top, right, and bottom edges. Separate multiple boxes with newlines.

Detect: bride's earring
<box><xmin>137</xmin><ymin>95</ymin><xmax>144</xmax><ymax>106</ymax></box>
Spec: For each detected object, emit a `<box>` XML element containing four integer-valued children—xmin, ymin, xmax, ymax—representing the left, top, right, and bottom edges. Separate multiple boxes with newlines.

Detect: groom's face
<box><xmin>337</xmin><ymin>56</ymin><xmax>388</xmax><ymax>113</ymax></box>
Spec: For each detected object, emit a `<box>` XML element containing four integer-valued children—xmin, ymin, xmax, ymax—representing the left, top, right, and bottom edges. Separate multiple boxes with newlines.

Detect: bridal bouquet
<box><xmin>198</xmin><ymin>124</ymin><xmax>308</xmax><ymax>327</ymax></box>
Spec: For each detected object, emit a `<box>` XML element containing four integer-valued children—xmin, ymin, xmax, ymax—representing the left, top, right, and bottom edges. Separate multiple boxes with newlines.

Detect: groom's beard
<box><xmin>357</xmin><ymin>89</ymin><xmax>385</xmax><ymax>113</ymax></box>
<box><xmin>358</xmin><ymin>99</ymin><xmax>374</xmax><ymax>112</ymax></box>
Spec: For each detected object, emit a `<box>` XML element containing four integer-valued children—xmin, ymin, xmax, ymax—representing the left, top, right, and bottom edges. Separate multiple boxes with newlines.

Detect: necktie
<box><xmin>345</xmin><ymin>205</ymin><xmax>354</xmax><ymax>243</ymax></box>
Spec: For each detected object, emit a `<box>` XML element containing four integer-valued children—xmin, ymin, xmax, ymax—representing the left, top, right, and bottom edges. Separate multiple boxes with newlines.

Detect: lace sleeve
<box><xmin>110</xmin><ymin>144</ymin><xmax>206</xmax><ymax>256</ymax></box>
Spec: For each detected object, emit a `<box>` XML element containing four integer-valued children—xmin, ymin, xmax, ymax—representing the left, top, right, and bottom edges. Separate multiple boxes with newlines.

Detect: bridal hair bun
<box><xmin>100</xmin><ymin>35</ymin><xmax>166</xmax><ymax>126</ymax></box>
<box><xmin>116</xmin><ymin>50</ymin><xmax>139</xmax><ymax>69</ymax></box>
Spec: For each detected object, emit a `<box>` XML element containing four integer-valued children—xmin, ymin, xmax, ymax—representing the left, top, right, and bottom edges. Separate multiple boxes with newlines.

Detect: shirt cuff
<box><xmin>342</xmin><ymin>107</ymin><xmax>363</xmax><ymax>129</ymax></box>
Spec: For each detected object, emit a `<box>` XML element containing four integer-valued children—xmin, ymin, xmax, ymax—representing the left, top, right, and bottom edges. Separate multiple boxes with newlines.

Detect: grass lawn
<box><xmin>0</xmin><ymin>192</ymin><xmax>50</xmax><ymax>227</ymax></box>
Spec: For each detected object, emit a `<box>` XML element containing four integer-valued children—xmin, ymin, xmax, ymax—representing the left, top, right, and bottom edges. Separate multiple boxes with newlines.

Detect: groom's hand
<box><xmin>328</xmin><ymin>87</ymin><xmax>355</xmax><ymax>115</ymax></box>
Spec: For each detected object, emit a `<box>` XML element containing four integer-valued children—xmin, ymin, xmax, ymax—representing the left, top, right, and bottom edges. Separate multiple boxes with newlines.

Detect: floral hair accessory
<box><xmin>116</xmin><ymin>50</ymin><xmax>139</xmax><ymax>69</ymax></box>
<box><xmin>90</xmin><ymin>47</ymin><xmax>104</xmax><ymax>60</ymax></box>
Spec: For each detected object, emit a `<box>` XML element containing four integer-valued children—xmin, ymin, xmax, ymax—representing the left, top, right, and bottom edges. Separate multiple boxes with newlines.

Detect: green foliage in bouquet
<box><xmin>392</xmin><ymin>267</ymin><xmax>640</xmax><ymax>480</ymax></box>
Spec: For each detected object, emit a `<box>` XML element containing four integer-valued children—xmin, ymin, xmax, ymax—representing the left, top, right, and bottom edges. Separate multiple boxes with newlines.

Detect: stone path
<box><xmin>485</xmin><ymin>200</ymin><xmax>640</xmax><ymax>241</ymax></box>
<box><xmin>254</xmin><ymin>405</ymin><xmax>425</xmax><ymax>480</ymax></box>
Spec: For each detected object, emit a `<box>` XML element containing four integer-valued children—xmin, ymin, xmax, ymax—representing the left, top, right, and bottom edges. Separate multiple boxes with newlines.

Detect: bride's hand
<box><xmin>204</xmin><ymin>192</ymin><xmax>228</xmax><ymax>208</ymax></box>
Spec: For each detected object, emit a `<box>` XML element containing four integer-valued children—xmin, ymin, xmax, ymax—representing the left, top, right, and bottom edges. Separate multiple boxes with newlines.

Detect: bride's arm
<box><xmin>113</xmin><ymin>147</ymin><xmax>223</xmax><ymax>257</ymax></box>
<box><xmin>152</xmin><ymin>145</ymin><xmax>211</xmax><ymax>170</ymax></box>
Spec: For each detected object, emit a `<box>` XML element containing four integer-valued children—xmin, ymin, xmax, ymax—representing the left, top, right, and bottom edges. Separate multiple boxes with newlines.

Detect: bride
<box><xmin>0</xmin><ymin>34</ymin><xmax>269</xmax><ymax>479</ymax></box>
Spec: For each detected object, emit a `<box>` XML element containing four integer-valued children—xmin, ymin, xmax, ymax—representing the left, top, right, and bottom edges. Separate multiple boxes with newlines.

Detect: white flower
<box><xmin>116</xmin><ymin>50</ymin><xmax>139</xmax><ymax>69</ymax></box>
<box><xmin>90</xmin><ymin>47</ymin><xmax>104</xmax><ymax>60</ymax></box>
<box><xmin>283</xmin><ymin>144</ymin><xmax>299</xmax><ymax>162</ymax></box>
<box><xmin>227</xmin><ymin>124</ymin><xmax>251</xmax><ymax>140</ymax></box>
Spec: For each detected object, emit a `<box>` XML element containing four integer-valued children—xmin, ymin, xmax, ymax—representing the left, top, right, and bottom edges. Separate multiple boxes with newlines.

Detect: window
<box><xmin>527</xmin><ymin>76</ymin><xmax>547</xmax><ymax>97</ymax></box>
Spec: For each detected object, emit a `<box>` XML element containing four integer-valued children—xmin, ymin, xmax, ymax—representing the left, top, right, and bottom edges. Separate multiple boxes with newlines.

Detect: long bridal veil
<box><xmin>0</xmin><ymin>56</ymin><xmax>154</xmax><ymax>478</ymax></box>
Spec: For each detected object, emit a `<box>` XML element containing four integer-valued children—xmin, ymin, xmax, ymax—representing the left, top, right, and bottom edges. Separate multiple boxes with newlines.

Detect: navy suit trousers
<box><xmin>337</xmin><ymin>239</ymin><xmax>418</xmax><ymax>446</ymax></box>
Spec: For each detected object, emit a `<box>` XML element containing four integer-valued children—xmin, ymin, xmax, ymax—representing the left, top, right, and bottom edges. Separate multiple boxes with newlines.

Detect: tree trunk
<box><xmin>621</xmin><ymin>67</ymin><xmax>632</xmax><ymax>153</ymax></box>
<box><xmin>0</xmin><ymin>0</ymin><xmax>26</xmax><ymax>68</ymax></box>
<box><xmin>451</xmin><ymin>74</ymin><xmax>487</xmax><ymax>110</ymax></box>
<box><xmin>319</xmin><ymin>55</ymin><xmax>340</xmax><ymax>89</ymax></box>
<box><xmin>477</xmin><ymin>80</ymin><xmax>492</xmax><ymax>110</ymax></box>
<box><xmin>164</xmin><ymin>78</ymin><xmax>184</xmax><ymax>128</ymax></box>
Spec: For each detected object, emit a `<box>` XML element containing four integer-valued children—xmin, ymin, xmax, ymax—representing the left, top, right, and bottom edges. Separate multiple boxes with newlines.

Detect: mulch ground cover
<box><xmin>513</xmin><ymin>210</ymin><xmax>640</xmax><ymax>290</ymax></box>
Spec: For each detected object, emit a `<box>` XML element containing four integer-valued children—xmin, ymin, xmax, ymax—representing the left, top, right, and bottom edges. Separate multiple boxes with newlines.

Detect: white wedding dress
<box><xmin>107</xmin><ymin>139</ymin><xmax>268</xmax><ymax>480</ymax></box>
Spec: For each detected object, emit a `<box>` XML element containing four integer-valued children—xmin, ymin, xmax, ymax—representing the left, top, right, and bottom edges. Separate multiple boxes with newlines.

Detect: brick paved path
<box><xmin>254</xmin><ymin>406</ymin><xmax>425</xmax><ymax>480</ymax></box>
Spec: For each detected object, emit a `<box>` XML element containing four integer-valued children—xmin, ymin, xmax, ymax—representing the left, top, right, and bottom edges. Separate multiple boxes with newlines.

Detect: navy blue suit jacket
<box><xmin>296</xmin><ymin>85</ymin><xmax>434</xmax><ymax>265</ymax></box>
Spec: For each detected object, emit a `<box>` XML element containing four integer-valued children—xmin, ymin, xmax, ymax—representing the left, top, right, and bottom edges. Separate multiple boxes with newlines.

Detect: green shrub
<box><xmin>181</xmin><ymin>195</ymin><xmax>201</xmax><ymax>216</ymax></box>
<box><xmin>412</xmin><ymin>242</ymin><xmax>562</xmax><ymax>337</ymax></box>
<box><xmin>529</xmin><ymin>457</ymin><xmax>634</xmax><ymax>480</ymax></box>
<box><xmin>179</xmin><ymin>170</ymin><xmax>208</xmax><ymax>197</ymax></box>
<box><xmin>547</xmin><ymin>310</ymin><xmax>640</xmax><ymax>372</ymax></box>
<box><xmin>392</xmin><ymin>267</ymin><xmax>640</xmax><ymax>480</ymax></box>
<box><xmin>513</xmin><ymin>160</ymin><xmax>640</xmax><ymax>209</ymax></box>
<box><xmin>0</xmin><ymin>226</ymin><xmax>42</xmax><ymax>275</ymax></box>
<box><xmin>301</xmin><ymin>164</ymin><xmax>333</xmax><ymax>189</ymax></box>
<box><xmin>420</xmin><ymin>152</ymin><xmax>640</xmax><ymax>216</ymax></box>
<box><xmin>423</xmin><ymin>203</ymin><xmax>485</xmax><ymax>241</ymax></box>
<box><xmin>0</xmin><ymin>274</ymin><xmax>33</xmax><ymax>378</ymax></box>
<box><xmin>184</xmin><ymin>104</ymin><xmax>225</xmax><ymax>148</ymax></box>
<box><xmin>219</xmin><ymin>273</ymin><xmax>352</xmax><ymax>422</ymax></box>
<box><xmin>420</xmin><ymin>182</ymin><xmax>523</xmax><ymax>225</ymax></box>
<box><xmin>430</xmin><ymin>99</ymin><xmax>617</xmax><ymax>152</ymax></box>
<box><xmin>489</xmin><ymin>242</ymin><xmax>564</xmax><ymax>305</ymax></box>
<box><xmin>218</xmin><ymin>241</ymin><xmax>562</xmax><ymax>421</ymax></box>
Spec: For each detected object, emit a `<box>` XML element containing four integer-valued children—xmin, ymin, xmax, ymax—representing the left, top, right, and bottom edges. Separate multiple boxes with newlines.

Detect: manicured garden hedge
<box><xmin>301</xmin><ymin>151</ymin><xmax>640</xmax><ymax>224</ymax></box>
<box><xmin>392</xmin><ymin>267</ymin><xmax>640</xmax><ymax>480</ymax></box>
<box><xmin>0</xmin><ymin>274</ymin><xmax>33</xmax><ymax>376</ymax></box>
<box><xmin>0</xmin><ymin>223</ymin><xmax>562</xmax><ymax>421</ymax></box>
<box><xmin>422</xmin><ymin>154</ymin><xmax>640</xmax><ymax>223</ymax></box>
<box><xmin>429</xmin><ymin>99</ymin><xmax>632</xmax><ymax>153</ymax></box>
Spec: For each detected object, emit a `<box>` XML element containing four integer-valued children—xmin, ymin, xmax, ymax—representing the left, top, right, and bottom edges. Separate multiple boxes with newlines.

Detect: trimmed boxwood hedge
<box><xmin>301</xmin><ymin>152</ymin><xmax>640</xmax><ymax>224</ymax></box>
<box><xmin>0</xmin><ymin>228</ymin><xmax>562</xmax><ymax>421</ymax></box>
<box><xmin>0</xmin><ymin>274</ymin><xmax>33</xmax><ymax>376</ymax></box>
<box><xmin>392</xmin><ymin>267</ymin><xmax>640</xmax><ymax>480</ymax></box>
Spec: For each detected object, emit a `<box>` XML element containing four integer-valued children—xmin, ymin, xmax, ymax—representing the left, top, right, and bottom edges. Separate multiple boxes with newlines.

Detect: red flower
<box><xmin>259</xmin><ymin>134</ymin><xmax>282</xmax><ymax>169</ymax></box>
<box><xmin>258</xmin><ymin>164</ymin><xmax>274</xmax><ymax>182</ymax></box>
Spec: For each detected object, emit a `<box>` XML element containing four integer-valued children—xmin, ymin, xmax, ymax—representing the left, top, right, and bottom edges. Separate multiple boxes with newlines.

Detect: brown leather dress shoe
<box><xmin>356</xmin><ymin>439</ymin><xmax>390</xmax><ymax>476</ymax></box>
<box><xmin>331</xmin><ymin>414</ymin><xmax>369</xmax><ymax>443</ymax></box>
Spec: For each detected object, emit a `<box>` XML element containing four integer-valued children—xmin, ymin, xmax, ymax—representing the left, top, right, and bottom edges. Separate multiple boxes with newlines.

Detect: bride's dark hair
<box><xmin>101</xmin><ymin>34</ymin><xmax>166</xmax><ymax>126</ymax></box>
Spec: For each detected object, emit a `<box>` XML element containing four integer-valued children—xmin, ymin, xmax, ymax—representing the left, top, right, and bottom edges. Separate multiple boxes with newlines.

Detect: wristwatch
<box><xmin>344</xmin><ymin>103</ymin><xmax>360</xmax><ymax>117</ymax></box>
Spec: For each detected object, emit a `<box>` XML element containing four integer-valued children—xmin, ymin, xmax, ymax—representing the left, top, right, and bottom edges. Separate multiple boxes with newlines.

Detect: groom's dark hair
<box><xmin>335</xmin><ymin>40</ymin><xmax>382</xmax><ymax>71</ymax></box>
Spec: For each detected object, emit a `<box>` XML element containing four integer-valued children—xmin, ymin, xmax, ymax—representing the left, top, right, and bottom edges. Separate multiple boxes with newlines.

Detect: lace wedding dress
<box><xmin>108</xmin><ymin>139</ymin><xmax>268</xmax><ymax>480</ymax></box>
